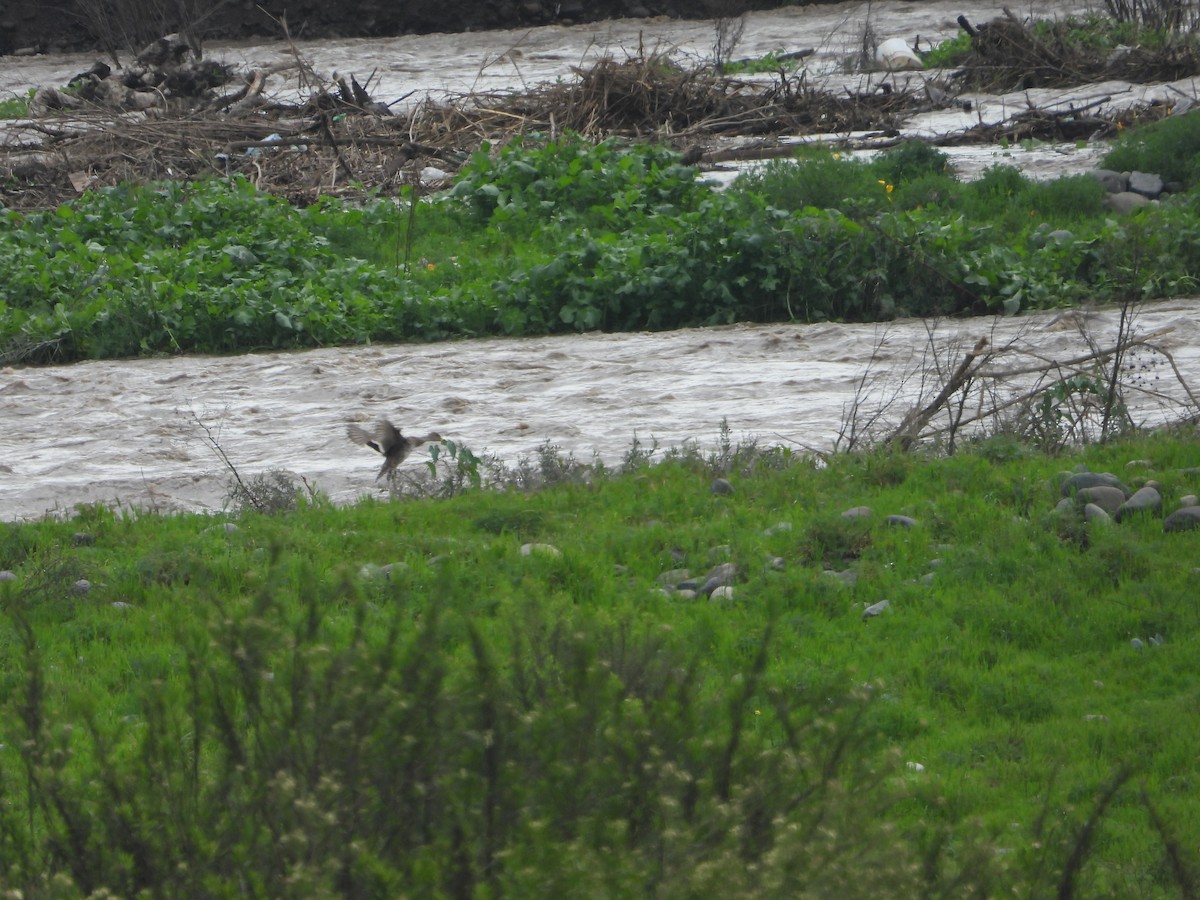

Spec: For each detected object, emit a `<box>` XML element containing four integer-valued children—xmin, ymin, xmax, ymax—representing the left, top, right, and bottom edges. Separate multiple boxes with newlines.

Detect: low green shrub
<box><xmin>1024</xmin><ymin>172</ymin><xmax>1108</xmax><ymax>220</ymax></box>
<box><xmin>1103</xmin><ymin>110</ymin><xmax>1200</xmax><ymax>187</ymax></box>
<box><xmin>870</xmin><ymin>140</ymin><xmax>951</xmax><ymax>185</ymax></box>
<box><xmin>732</xmin><ymin>150</ymin><xmax>888</xmax><ymax>215</ymax></box>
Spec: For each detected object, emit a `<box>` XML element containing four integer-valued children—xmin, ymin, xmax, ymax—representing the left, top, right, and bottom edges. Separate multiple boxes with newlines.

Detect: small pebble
<box><xmin>841</xmin><ymin>506</ymin><xmax>873</xmax><ymax>519</ymax></box>
<box><xmin>886</xmin><ymin>514</ymin><xmax>917</xmax><ymax>528</ymax></box>
<box><xmin>73</xmin><ymin>579</ymin><xmax>91</xmax><ymax>595</ymax></box>
<box><xmin>709</xmin><ymin>586</ymin><xmax>735</xmax><ymax>603</ymax></box>
<box><xmin>0</xmin><ymin>571</ymin><xmax>16</xmax><ymax>583</ymax></box>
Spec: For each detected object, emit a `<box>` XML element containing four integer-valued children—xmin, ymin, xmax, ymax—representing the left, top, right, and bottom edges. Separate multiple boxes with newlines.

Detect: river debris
<box><xmin>2</xmin><ymin>18</ymin><xmax>1199</xmax><ymax>210</ymax></box>
<box><xmin>952</xmin><ymin>10</ymin><xmax>1200</xmax><ymax>92</ymax></box>
<box><xmin>30</xmin><ymin>33</ymin><xmax>233</xmax><ymax>115</ymax></box>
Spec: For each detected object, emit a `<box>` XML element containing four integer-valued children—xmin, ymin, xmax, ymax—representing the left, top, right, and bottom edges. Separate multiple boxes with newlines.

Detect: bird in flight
<box><xmin>347</xmin><ymin>420</ymin><xmax>442</xmax><ymax>481</ymax></box>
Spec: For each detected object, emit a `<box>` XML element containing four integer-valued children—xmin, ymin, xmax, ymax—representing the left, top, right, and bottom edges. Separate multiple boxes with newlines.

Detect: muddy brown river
<box><xmin>2</xmin><ymin>1</ymin><xmax>1198</xmax><ymax>520</ymax></box>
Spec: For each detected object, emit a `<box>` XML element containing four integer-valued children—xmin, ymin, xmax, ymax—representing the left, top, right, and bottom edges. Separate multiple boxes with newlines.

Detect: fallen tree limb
<box><xmin>890</xmin><ymin>336</ymin><xmax>991</xmax><ymax>450</ymax></box>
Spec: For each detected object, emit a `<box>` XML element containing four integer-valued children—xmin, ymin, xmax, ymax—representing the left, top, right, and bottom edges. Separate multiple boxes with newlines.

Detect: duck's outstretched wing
<box><xmin>347</xmin><ymin>423</ymin><xmax>382</xmax><ymax>455</ymax></box>
<box><xmin>347</xmin><ymin>420</ymin><xmax>404</xmax><ymax>456</ymax></box>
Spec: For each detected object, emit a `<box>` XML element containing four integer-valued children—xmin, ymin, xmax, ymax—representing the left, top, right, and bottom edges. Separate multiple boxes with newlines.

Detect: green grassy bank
<box><xmin>1</xmin><ymin>432</ymin><xmax>1198</xmax><ymax>896</ymax></box>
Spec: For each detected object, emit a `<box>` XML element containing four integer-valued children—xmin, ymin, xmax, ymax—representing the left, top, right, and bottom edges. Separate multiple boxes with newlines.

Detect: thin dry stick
<box><xmin>834</xmin><ymin>324</ymin><xmax>905</xmax><ymax>451</ymax></box>
<box><xmin>973</xmin><ymin>325</ymin><xmax>1177</xmax><ymax>378</ymax></box>
<box><xmin>186</xmin><ymin>406</ymin><xmax>262</xmax><ymax>513</ymax></box>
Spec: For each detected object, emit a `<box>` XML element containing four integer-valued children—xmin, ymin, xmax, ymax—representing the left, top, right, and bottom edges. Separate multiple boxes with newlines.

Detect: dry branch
<box><xmin>876</xmin><ymin>321</ymin><xmax>1200</xmax><ymax>451</ymax></box>
<box><xmin>890</xmin><ymin>336</ymin><xmax>992</xmax><ymax>449</ymax></box>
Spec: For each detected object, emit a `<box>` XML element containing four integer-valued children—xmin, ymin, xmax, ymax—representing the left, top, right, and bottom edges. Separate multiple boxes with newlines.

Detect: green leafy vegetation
<box><xmin>3</xmin><ymin>121</ymin><xmax>1200</xmax><ymax>364</ymax></box>
<box><xmin>2</xmin><ymin>431</ymin><xmax>1199</xmax><ymax>895</ymax></box>
<box><xmin>720</xmin><ymin>49</ymin><xmax>800</xmax><ymax>74</ymax></box>
<box><xmin>0</xmin><ymin>91</ymin><xmax>31</xmax><ymax>120</ymax></box>
<box><xmin>922</xmin><ymin>31</ymin><xmax>973</xmax><ymax>68</ymax></box>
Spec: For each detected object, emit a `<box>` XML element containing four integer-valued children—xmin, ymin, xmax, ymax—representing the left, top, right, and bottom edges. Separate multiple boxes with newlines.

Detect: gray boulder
<box><xmin>1164</xmin><ymin>506</ymin><xmax>1200</xmax><ymax>533</ymax></box>
<box><xmin>1061</xmin><ymin>472</ymin><xmax>1129</xmax><ymax>497</ymax></box>
<box><xmin>1128</xmin><ymin>170</ymin><xmax>1164</xmax><ymax>199</ymax></box>
<box><xmin>1089</xmin><ymin>169</ymin><xmax>1127</xmax><ymax>193</ymax></box>
<box><xmin>1115</xmin><ymin>485</ymin><xmax>1162</xmax><ymax>522</ymax></box>
<box><xmin>1076</xmin><ymin>485</ymin><xmax>1127</xmax><ymax>515</ymax></box>
<box><xmin>700</xmin><ymin>562</ymin><xmax>737</xmax><ymax>596</ymax></box>
<box><xmin>657</xmin><ymin>568</ymin><xmax>690</xmax><ymax>587</ymax></box>
<box><xmin>1105</xmin><ymin>191</ymin><xmax>1151</xmax><ymax>214</ymax></box>
<box><xmin>862</xmin><ymin>599</ymin><xmax>890</xmax><ymax>619</ymax></box>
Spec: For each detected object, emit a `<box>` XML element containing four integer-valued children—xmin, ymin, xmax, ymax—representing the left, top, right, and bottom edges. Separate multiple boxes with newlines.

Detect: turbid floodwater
<box><xmin>2</xmin><ymin>0</ymin><xmax>1198</xmax><ymax>520</ymax></box>
<box><xmin>3</xmin><ymin>301</ymin><xmax>1197</xmax><ymax>520</ymax></box>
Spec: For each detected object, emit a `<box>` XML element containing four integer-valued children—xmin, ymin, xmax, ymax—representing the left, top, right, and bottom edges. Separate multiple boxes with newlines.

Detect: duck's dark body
<box><xmin>348</xmin><ymin>420</ymin><xmax>442</xmax><ymax>481</ymax></box>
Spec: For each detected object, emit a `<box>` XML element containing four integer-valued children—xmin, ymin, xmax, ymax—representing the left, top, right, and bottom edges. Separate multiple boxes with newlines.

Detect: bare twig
<box><xmin>184</xmin><ymin>405</ymin><xmax>263</xmax><ymax>513</ymax></box>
